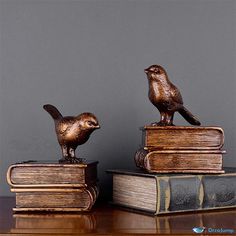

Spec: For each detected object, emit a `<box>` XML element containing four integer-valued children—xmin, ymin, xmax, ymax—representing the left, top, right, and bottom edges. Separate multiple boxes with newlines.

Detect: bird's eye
<box><xmin>87</xmin><ymin>121</ymin><xmax>93</xmax><ymax>126</ymax></box>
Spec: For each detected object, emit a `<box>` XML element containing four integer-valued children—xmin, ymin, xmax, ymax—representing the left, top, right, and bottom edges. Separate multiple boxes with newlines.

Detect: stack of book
<box><xmin>108</xmin><ymin>126</ymin><xmax>236</xmax><ymax>215</ymax></box>
<box><xmin>135</xmin><ymin>126</ymin><xmax>225</xmax><ymax>173</ymax></box>
<box><xmin>7</xmin><ymin>160</ymin><xmax>99</xmax><ymax>212</ymax></box>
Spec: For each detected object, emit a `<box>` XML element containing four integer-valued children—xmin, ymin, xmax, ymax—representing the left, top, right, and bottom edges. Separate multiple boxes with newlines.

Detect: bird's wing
<box><xmin>170</xmin><ymin>84</ymin><xmax>183</xmax><ymax>105</ymax></box>
<box><xmin>57</xmin><ymin>118</ymin><xmax>74</xmax><ymax>135</ymax></box>
<box><xmin>57</xmin><ymin>123</ymin><xmax>70</xmax><ymax>135</ymax></box>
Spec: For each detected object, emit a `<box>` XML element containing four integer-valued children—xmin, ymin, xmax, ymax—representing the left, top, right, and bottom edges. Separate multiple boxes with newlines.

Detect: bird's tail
<box><xmin>43</xmin><ymin>104</ymin><xmax>63</xmax><ymax>121</ymax></box>
<box><xmin>178</xmin><ymin>106</ymin><xmax>201</xmax><ymax>126</ymax></box>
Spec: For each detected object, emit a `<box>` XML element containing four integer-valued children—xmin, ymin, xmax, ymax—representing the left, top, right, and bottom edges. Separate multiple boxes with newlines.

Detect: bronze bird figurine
<box><xmin>43</xmin><ymin>104</ymin><xmax>100</xmax><ymax>163</ymax></box>
<box><xmin>145</xmin><ymin>65</ymin><xmax>201</xmax><ymax>126</ymax></box>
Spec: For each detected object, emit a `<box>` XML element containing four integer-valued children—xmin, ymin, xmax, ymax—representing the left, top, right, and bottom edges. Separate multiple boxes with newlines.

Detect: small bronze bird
<box><xmin>145</xmin><ymin>65</ymin><xmax>201</xmax><ymax>126</ymax></box>
<box><xmin>43</xmin><ymin>104</ymin><xmax>100</xmax><ymax>163</ymax></box>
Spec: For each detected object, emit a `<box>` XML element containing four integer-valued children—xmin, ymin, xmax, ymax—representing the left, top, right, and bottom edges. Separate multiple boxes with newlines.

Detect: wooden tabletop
<box><xmin>0</xmin><ymin>197</ymin><xmax>235</xmax><ymax>235</ymax></box>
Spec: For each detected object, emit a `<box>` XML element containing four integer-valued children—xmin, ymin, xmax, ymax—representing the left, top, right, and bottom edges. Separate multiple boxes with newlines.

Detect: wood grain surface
<box><xmin>0</xmin><ymin>197</ymin><xmax>235</xmax><ymax>235</ymax></box>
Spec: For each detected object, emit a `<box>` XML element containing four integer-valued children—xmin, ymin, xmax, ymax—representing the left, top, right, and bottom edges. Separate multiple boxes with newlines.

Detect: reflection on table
<box><xmin>0</xmin><ymin>197</ymin><xmax>235</xmax><ymax>235</ymax></box>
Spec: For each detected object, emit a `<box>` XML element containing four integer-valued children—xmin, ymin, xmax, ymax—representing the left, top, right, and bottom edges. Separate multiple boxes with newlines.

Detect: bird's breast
<box><xmin>75</xmin><ymin>131</ymin><xmax>91</xmax><ymax>145</ymax></box>
<box><xmin>148</xmin><ymin>81</ymin><xmax>171</xmax><ymax>104</ymax></box>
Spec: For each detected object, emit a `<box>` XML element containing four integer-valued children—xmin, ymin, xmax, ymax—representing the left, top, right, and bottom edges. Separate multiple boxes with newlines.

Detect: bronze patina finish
<box><xmin>43</xmin><ymin>104</ymin><xmax>100</xmax><ymax>163</ymax></box>
<box><xmin>145</xmin><ymin>65</ymin><xmax>201</xmax><ymax>126</ymax></box>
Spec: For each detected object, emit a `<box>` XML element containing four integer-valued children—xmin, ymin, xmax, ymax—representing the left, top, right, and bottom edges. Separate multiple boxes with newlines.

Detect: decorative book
<box><xmin>135</xmin><ymin>126</ymin><xmax>225</xmax><ymax>173</ymax></box>
<box><xmin>7</xmin><ymin>160</ymin><xmax>99</xmax><ymax>212</ymax></box>
<box><xmin>7</xmin><ymin>160</ymin><xmax>98</xmax><ymax>188</ymax></box>
<box><xmin>142</xmin><ymin>126</ymin><xmax>224</xmax><ymax>150</ymax></box>
<box><xmin>107</xmin><ymin>168</ymin><xmax>236</xmax><ymax>215</ymax></box>
<box><xmin>12</xmin><ymin>186</ymin><xmax>99</xmax><ymax>212</ymax></box>
<box><xmin>135</xmin><ymin>149</ymin><xmax>225</xmax><ymax>173</ymax></box>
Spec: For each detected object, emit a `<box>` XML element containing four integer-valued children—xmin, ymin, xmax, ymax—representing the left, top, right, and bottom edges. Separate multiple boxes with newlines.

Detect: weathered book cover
<box><xmin>142</xmin><ymin>126</ymin><xmax>224</xmax><ymax>150</ymax></box>
<box><xmin>135</xmin><ymin>148</ymin><xmax>225</xmax><ymax>173</ymax></box>
<box><xmin>7</xmin><ymin>160</ymin><xmax>98</xmax><ymax>188</ymax></box>
<box><xmin>107</xmin><ymin>168</ymin><xmax>236</xmax><ymax>215</ymax></box>
<box><xmin>12</xmin><ymin>185</ymin><xmax>99</xmax><ymax>212</ymax></box>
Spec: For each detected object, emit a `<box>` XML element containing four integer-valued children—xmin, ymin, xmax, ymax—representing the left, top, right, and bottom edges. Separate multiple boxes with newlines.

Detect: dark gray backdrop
<box><xmin>0</xmin><ymin>0</ymin><xmax>235</xmax><ymax>196</ymax></box>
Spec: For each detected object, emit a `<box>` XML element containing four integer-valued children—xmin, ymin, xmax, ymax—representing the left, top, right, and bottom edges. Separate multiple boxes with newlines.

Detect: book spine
<box><xmin>134</xmin><ymin>148</ymin><xmax>149</xmax><ymax>169</ymax></box>
<box><xmin>156</xmin><ymin>174</ymin><xmax>236</xmax><ymax>214</ymax></box>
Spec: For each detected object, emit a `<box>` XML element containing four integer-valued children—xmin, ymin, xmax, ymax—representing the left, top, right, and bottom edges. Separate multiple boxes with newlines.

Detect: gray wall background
<box><xmin>0</xmin><ymin>0</ymin><xmax>235</xmax><ymax>197</ymax></box>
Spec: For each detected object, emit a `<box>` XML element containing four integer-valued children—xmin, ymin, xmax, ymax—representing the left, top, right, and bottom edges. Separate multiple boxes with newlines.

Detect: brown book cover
<box><xmin>7</xmin><ymin>160</ymin><xmax>98</xmax><ymax>188</ymax></box>
<box><xmin>142</xmin><ymin>126</ymin><xmax>224</xmax><ymax>150</ymax></box>
<box><xmin>135</xmin><ymin>148</ymin><xmax>225</xmax><ymax>173</ymax></box>
<box><xmin>12</xmin><ymin>185</ymin><xmax>99</xmax><ymax>212</ymax></box>
<box><xmin>107</xmin><ymin>168</ymin><xmax>236</xmax><ymax>215</ymax></box>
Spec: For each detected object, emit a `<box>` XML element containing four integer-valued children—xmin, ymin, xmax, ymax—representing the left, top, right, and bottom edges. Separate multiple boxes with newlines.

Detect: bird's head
<box><xmin>77</xmin><ymin>113</ymin><xmax>100</xmax><ymax>131</ymax></box>
<box><xmin>144</xmin><ymin>65</ymin><xmax>168</xmax><ymax>81</ymax></box>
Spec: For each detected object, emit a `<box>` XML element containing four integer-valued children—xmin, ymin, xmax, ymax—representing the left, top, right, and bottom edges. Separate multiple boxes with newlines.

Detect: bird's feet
<box><xmin>151</xmin><ymin>121</ymin><xmax>174</xmax><ymax>126</ymax></box>
<box><xmin>59</xmin><ymin>157</ymin><xmax>85</xmax><ymax>164</ymax></box>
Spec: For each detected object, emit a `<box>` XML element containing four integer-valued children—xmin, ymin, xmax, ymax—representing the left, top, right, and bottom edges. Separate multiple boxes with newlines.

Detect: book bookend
<box><xmin>135</xmin><ymin>126</ymin><xmax>225</xmax><ymax>173</ymax></box>
<box><xmin>108</xmin><ymin>65</ymin><xmax>233</xmax><ymax>215</ymax></box>
<box><xmin>7</xmin><ymin>105</ymin><xmax>100</xmax><ymax>212</ymax></box>
<box><xmin>135</xmin><ymin>65</ymin><xmax>225</xmax><ymax>174</ymax></box>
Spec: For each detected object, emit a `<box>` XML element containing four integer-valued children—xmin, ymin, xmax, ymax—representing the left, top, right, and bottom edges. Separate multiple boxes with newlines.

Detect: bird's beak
<box><xmin>94</xmin><ymin>125</ymin><xmax>100</xmax><ymax>129</ymax></box>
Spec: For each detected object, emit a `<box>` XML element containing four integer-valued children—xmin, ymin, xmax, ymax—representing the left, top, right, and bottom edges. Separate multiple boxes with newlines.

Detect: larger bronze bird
<box><xmin>43</xmin><ymin>104</ymin><xmax>100</xmax><ymax>163</ymax></box>
<box><xmin>145</xmin><ymin>65</ymin><xmax>201</xmax><ymax>126</ymax></box>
